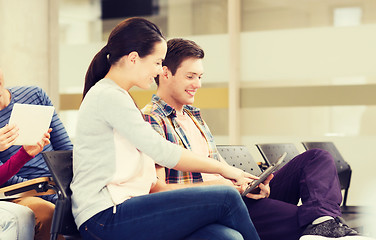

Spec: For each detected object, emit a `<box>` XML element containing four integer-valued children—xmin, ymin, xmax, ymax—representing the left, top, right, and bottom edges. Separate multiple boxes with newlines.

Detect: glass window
<box><xmin>58</xmin><ymin>0</ymin><xmax>376</xmax><ymax>140</ymax></box>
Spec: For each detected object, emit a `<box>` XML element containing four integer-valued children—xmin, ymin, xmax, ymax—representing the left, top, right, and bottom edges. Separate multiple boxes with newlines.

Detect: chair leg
<box><xmin>343</xmin><ymin>188</ymin><xmax>349</xmax><ymax>207</ymax></box>
<box><xmin>50</xmin><ymin>200</ymin><xmax>63</xmax><ymax>240</ymax></box>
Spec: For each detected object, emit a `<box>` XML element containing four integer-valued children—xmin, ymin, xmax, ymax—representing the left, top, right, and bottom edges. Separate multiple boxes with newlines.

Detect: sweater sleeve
<box><xmin>98</xmin><ymin>87</ymin><xmax>181</xmax><ymax>169</ymax></box>
<box><xmin>0</xmin><ymin>147</ymin><xmax>32</xmax><ymax>186</ymax></box>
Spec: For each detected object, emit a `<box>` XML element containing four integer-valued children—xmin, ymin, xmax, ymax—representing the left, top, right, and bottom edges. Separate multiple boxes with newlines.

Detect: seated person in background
<box><xmin>0</xmin><ymin>68</ymin><xmax>73</xmax><ymax>203</ymax></box>
<box><xmin>0</xmin><ymin>126</ymin><xmax>62</xmax><ymax>240</ymax></box>
<box><xmin>142</xmin><ymin>38</ymin><xmax>373</xmax><ymax>240</ymax></box>
<box><xmin>0</xmin><ymin>68</ymin><xmax>71</xmax><ymax>240</ymax></box>
<box><xmin>0</xmin><ymin>125</ymin><xmax>51</xmax><ymax>186</ymax></box>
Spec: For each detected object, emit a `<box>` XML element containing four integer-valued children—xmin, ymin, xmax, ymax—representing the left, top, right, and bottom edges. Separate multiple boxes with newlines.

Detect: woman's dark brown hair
<box><xmin>83</xmin><ymin>17</ymin><xmax>165</xmax><ymax>99</ymax></box>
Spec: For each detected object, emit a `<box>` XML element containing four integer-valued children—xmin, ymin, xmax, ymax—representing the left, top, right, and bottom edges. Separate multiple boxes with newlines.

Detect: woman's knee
<box><xmin>222</xmin><ymin>185</ymin><xmax>243</xmax><ymax>203</ymax></box>
<box><xmin>194</xmin><ymin>185</ymin><xmax>241</xmax><ymax>200</ymax></box>
<box><xmin>0</xmin><ymin>202</ymin><xmax>35</xmax><ymax>240</ymax></box>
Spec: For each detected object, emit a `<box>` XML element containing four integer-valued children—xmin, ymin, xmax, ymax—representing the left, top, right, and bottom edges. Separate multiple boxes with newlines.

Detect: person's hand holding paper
<box><xmin>0</xmin><ymin>124</ymin><xmax>19</xmax><ymax>151</ymax></box>
<box><xmin>8</xmin><ymin>103</ymin><xmax>54</xmax><ymax>146</ymax></box>
<box><xmin>23</xmin><ymin>128</ymin><xmax>52</xmax><ymax>156</ymax></box>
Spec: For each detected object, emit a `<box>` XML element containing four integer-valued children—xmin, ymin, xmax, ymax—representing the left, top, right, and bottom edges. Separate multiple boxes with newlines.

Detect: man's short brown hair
<box><xmin>155</xmin><ymin>38</ymin><xmax>204</xmax><ymax>85</ymax></box>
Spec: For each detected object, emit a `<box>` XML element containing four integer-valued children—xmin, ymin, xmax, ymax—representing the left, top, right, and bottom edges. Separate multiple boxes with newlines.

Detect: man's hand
<box><xmin>23</xmin><ymin>128</ymin><xmax>52</xmax><ymax>157</ymax></box>
<box><xmin>0</xmin><ymin>124</ymin><xmax>19</xmax><ymax>151</ymax></box>
<box><xmin>242</xmin><ymin>174</ymin><xmax>274</xmax><ymax>200</ymax></box>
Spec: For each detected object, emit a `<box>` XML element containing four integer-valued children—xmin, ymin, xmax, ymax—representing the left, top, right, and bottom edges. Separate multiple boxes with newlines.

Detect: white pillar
<box><xmin>228</xmin><ymin>0</ymin><xmax>241</xmax><ymax>144</ymax></box>
<box><xmin>0</xmin><ymin>0</ymin><xmax>59</xmax><ymax>108</ymax></box>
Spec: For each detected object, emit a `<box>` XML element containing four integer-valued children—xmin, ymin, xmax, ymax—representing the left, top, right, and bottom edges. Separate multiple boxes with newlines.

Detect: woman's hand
<box><xmin>242</xmin><ymin>174</ymin><xmax>273</xmax><ymax>200</ymax></box>
<box><xmin>0</xmin><ymin>124</ymin><xmax>19</xmax><ymax>151</ymax></box>
<box><xmin>23</xmin><ymin>128</ymin><xmax>52</xmax><ymax>157</ymax></box>
<box><xmin>220</xmin><ymin>164</ymin><xmax>258</xmax><ymax>186</ymax></box>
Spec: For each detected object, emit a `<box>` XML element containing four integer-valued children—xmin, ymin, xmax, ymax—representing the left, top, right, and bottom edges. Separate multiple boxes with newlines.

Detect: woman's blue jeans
<box><xmin>79</xmin><ymin>185</ymin><xmax>260</xmax><ymax>240</ymax></box>
<box><xmin>0</xmin><ymin>201</ymin><xmax>35</xmax><ymax>240</ymax></box>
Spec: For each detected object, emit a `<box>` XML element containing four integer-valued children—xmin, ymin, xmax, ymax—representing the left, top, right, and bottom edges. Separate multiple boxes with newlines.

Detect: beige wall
<box><xmin>242</xmin><ymin>0</ymin><xmax>376</xmax><ymax>31</ymax></box>
<box><xmin>0</xmin><ymin>0</ymin><xmax>59</xmax><ymax>107</ymax></box>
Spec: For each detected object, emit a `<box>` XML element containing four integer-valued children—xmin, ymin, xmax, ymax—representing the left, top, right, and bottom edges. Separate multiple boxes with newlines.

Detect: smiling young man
<box><xmin>141</xmin><ymin>38</ymin><xmax>372</xmax><ymax>240</ymax></box>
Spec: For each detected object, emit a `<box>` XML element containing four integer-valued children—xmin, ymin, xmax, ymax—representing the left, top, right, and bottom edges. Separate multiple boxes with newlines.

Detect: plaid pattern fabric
<box><xmin>142</xmin><ymin>94</ymin><xmax>220</xmax><ymax>184</ymax></box>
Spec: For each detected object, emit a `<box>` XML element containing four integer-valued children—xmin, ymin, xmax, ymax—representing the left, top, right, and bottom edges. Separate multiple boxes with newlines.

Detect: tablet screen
<box><xmin>8</xmin><ymin>103</ymin><xmax>55</xmax><ymax>145</ymax></box>
<box><xmin>241</xmin><ymin>152</ymin><xmax>287</xmax><ymax>197</ymax></box>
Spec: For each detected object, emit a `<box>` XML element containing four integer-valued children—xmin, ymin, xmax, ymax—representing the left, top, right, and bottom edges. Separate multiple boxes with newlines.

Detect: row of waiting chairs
<box><xmin>218</xmin><ymin>142</ymin><xmax>352</xmax><ymax>208</ymax></box>
<box><xmin>218</xmin><ymin>142</ymin><xmax>364</xmax><ymax>232</ymax></box>
<box><xmin>0</xmin><ymin>142</ymin><xmax>354</xmax><ymax>239</ymax></box>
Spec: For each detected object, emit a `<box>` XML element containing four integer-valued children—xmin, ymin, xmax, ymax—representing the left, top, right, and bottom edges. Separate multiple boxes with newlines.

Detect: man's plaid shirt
<box><xmin>142</xmin><ymin>94</ymin><xmax>220</xmax><ymax>184</ymax></box>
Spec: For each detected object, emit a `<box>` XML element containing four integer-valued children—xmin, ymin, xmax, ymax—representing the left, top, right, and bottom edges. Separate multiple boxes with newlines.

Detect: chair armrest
<box><xmin>0</xmin><ymin>177</ymin><xmax>55</xmax><ymax>200</ymax></box>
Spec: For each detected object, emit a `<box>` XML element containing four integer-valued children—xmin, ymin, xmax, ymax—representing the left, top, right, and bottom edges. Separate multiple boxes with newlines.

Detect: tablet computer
<box><xmin>241</xmin><ymin>152</ymin><xmax>287</xmax><ymax>197</ymax></box>
<box><xmin>8</xmin><ymin>103</ymin><xmax>55</xmax><ymax>145</ymax></box>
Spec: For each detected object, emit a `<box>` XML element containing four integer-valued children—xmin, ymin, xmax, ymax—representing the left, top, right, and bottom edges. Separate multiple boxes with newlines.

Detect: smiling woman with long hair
<box><xmin>71</xmin><ymin>17</ymin><xmax>260</xmax><ymax>240</ymax></box>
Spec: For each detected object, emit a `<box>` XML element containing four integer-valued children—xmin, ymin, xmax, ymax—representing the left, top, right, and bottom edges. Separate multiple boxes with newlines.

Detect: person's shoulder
<box><xmin>10</xmin><ymin>85</ymin><xmax>42</xmax><ymax>94</ymax></box>
<box><xmin>141</xmin><ymin>101</ymin><xmax>156</xmax><ymax>114</ymax></box>
<box><xmin>142</xmin><ymin>101</ymin><xmax>166</xmax><ymax>119</ymax></box>
<box><xmin>142</xmin><ymin>102</ymin><xmax>167</xmax><ymax>134</ymax></box>
<box><xmin>89</xmin><ymin>79</ymin><xmax>131</xmax><ymax>101</ymax></box>
<box><xmin>10</xmin><ymin>86</ymin><xmax>51</xmax><ymax>104</ymax></box>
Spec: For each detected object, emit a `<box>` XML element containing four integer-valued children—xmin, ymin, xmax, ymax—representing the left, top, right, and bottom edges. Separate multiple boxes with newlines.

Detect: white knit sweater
<box><xmin>71</xmin><ymin>78</ymin><xmax>181</xmax><ymax>228</ymax></box>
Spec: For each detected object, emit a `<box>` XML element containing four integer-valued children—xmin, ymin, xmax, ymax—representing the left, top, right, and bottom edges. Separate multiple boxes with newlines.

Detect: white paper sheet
<box><xmin>8</xmin><ymin>103</ymin><xmax>54</xmax><ymax>145</ymax></box>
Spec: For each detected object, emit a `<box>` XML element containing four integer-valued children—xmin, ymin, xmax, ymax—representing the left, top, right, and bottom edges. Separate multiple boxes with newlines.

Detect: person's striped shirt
<box><xmin>0</xmin><ymin>86</ymin><xmax>73</xmax><ymax>202</ymax></box>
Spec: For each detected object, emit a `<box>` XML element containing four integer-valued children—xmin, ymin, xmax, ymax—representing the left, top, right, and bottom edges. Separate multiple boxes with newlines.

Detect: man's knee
<box><xmin>218</xmin><ymin>227</ymin><xmax>244</xmax><ymax>240</ymax></box>
<box><xmin>13</xmin><ymin>197</ymin><xmax>56</xmax><ymax>239</ymax></box>
<box><xmin>300</xmin><ymin>149</ymin><xmax>334</xmax><ymax>166</ymax></box>
<box><xmin>29</xmin><ymin>199</ymin><xmax>54</xmax><ymax>222</ymax></box>
<box><xmin>13</xmin><ymin>197</ymin><xmax>55</xmax><ymax>224</ymax></box>
<box><xmin>186</xmin><ymin>224</ymin><xmax>244</xmax><ymax>240</ymax></box>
